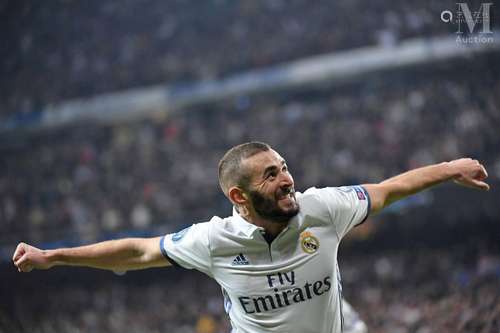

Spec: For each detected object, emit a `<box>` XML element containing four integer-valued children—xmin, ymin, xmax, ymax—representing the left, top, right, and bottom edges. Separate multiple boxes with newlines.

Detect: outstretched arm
<box><xmin>12</xmin><ymin>237</ymin><xmax>171</xmax><ymax>273</ymax></box>
<box><xmin>364</xmin><ymin>158</ymin><xmax>489</xmax><ymax>214</ymax></box>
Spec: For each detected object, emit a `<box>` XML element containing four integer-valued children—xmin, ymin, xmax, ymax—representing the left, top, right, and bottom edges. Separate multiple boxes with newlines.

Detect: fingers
<box><xmin>471</xmin><ymin>179</ymin><xmax>490</xmax><ymax>191</ymax></box>
<box><xmin>12</xmin><ymin>243</ymin><xmax>38</xmax><ymax>272</ymax></box>
<box><xmin>18</xmin><ymin>264</ymin><xmax>33</xmax><ymax>272</ymax></box>
<box><xmin>19</xmin><ymin>263</ymin><xmax>34</xmax><ymax>273</ymax></box>
<box><xmin>478</xmin><ymin>163</ymin><xmax>488</xmax><ymax>180</ymax></box>
<box><xmin>453</xmin><ymin>177</ymin><xmax>490</xmax><ymax>191</ymax></box>
<box><xmin>12</xmin><ymin>242</ymin><xmax>26</xmax><ymax>262</ymax></box>
<box><xmin>14</xmin><ymin>253</ymin><xmax>31</xmax><ymax>272</ymax></box>
<box><xmin>15</xmin><ymin>253</ymin><xmax>37</xmax><ymax>272</ymax></box>
<box><xmin>472</xmin><ymin>161</ymin><xmax>488</xmax><ymax>184</ymax></box>
<box><xmin>450</xmin><ymin>158</ymin><xmax>490</xmax><ymax>189</ymax></box>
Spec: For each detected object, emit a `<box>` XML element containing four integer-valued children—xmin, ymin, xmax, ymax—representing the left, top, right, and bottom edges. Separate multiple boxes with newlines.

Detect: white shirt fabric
<box><xmin>342</xmin><ymin>299</ymin><xmax>368</xmax><ymax>333</ymax></box>
<box><xmin>160</xmin><ymin>186</ymin><xmax>370</xmax><ymax>333</ymax></box>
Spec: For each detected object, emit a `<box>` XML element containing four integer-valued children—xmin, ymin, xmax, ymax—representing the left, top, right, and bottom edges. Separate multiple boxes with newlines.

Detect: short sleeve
<box><xmin>160</xmin><ymin>222</ymin><xmax>212</xmax><ymax>276</ymax></box>
<box><xmin>311</xmin><ymin>185</ymin><xmax>370</xmax><ymax>239</ymax></box>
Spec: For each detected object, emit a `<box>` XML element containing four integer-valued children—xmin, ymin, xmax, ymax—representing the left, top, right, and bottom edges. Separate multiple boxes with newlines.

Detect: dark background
<box><xmin>1</xmin><ymin>1</ymin><xmax>499</xmax><ymax>332</ymax></box>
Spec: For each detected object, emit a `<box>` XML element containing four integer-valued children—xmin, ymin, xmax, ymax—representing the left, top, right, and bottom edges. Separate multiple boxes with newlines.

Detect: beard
<box><xmin>248</xmin><ymin>189</ymin><xmax>300</xmax><ymax>223</ymax></box>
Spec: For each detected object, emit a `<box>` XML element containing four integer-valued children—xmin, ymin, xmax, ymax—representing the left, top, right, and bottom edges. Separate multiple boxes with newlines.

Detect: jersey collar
<box><xmin>232</xmin><ymin>207</ymin><xmax>264</xmax><ymax>238</ymax></box>
<box><xmin>231</xmin><ymin>207</ymin><xmax>300</xmax><ymax>238</ymax></box>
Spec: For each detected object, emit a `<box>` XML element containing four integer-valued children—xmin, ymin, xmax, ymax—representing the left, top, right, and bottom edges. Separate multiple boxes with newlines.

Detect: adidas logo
<box><xmin>232</xmin><ymin>253</ymin><xmax>249</xmax><ymax>266</ymax></box>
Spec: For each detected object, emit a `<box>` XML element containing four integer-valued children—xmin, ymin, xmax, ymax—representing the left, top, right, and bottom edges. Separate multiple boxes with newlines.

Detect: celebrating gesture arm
<box><xmin>364</xmin><ymin>158</ymin><xmax>489</xmax><ymax>214</ymax></box>
<box><xmin>12</xmin><ymin>237</ymin><xmax>171</xmax><ymax>273</ymax></box>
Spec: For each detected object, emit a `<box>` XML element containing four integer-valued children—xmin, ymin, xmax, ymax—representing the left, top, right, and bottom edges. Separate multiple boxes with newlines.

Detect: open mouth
<box><xmin>276</xmin><ymin>188</ymin><xmax>295</xmax><ymax>202</ymax></box>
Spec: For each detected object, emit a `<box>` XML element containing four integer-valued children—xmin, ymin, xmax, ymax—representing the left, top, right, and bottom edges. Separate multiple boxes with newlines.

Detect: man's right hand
<box><xmin>12</xmin><ymin>242</ymin><xmax>53</xmax><ymax>272</ymax></box>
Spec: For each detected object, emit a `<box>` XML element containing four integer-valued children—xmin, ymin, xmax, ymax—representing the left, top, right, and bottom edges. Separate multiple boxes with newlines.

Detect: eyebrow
<box><xmin>262</xmin><ymin>159</ymin><xmax>286</xmax><ymax>178</ymax></box>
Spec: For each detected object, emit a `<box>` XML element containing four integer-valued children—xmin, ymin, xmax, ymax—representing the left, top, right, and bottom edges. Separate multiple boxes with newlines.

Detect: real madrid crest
<box><xmin>300</xmin><ymin>231</ymin><xmax>319</xmax><ymax>254</ymax></box>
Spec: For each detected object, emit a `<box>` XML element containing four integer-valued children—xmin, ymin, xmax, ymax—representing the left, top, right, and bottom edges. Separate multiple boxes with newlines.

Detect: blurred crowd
<box><xmin>1</xmin><ymin>0</ymin><xmax>460</xmax><ymax>121</ymax></box>
<box><xmin>1</xmin><ymin>246</ymin><xmax>498</xmax><ymax>333</ymax></box>
<box><xmin>1</xmin><ymin>53</ymin><xmax>499</xmax><ymax>246</ymax></box>
<box><xmin>1</xmin><ymin>1</ymin><xmax>499</xmax><ymax>332</ymax></box>
<box><xmin>342</xmin><ymin>247</ymin><xmax>500</xmax><ymax>333</ymax></box>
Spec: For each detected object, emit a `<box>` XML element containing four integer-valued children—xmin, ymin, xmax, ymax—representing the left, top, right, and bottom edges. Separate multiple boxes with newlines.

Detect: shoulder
<box><xmin>208</xmin><ymin>215</ymin><xmax>254</xmax><ymax>239</ymax></box>
<box><xmin>295</xmin><ymin>186</ymin><xmax>362</xmax><ymax>222</ymax></box>
<box><xmin>300</xmin><ymin>186</ymin><xmax>365</xmax><ymax>207</ymax></box>
<box><xmin>293</xmin><ymin>187</ymin><xmax>335</xmax><ymax>226</ymax></box>
<box><xmin>297</xmin><ymin>187</ymin><xmax>328</xmax><ymax>210</ymax></box>
<box><xmin>205</xmin><ymin>215</ymin><xmax>262</xmax><ymax>255</ymax></box>
<box><xmin>297</xmin><ymin>186</ymin><xmax>347</xmax><ymax>211</ymax></box>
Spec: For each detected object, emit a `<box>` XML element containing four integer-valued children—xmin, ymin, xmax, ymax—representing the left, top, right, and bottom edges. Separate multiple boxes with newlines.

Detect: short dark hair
<box><xmin>218</xmin><ymin>141</ymin><xmax>271</xmax><ymax>195</ymax></box>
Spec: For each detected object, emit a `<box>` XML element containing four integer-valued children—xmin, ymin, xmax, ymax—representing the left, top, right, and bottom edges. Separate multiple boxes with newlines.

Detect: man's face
<box><xmin>242</xmin><ymin>150</ymin><xmax>299</xmax><ymax>223</ymax></box>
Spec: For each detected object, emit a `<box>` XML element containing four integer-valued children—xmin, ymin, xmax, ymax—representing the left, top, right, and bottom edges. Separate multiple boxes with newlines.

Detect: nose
<box><xmin>279</xmin><ymin>170</ymin><xmax>294</xmax><ymax>188</ymax></box>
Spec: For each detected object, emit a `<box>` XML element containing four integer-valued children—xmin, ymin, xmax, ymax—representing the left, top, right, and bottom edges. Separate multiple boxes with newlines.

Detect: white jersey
<box><xmin>160</xmin><ymin>186</ymin><xmax>370</xmax><ymax>333</ymax></box>
<box><xmin>342</xmin><ymin>299</ymin><xmax>368</xmax><ymax>333</ymax></box>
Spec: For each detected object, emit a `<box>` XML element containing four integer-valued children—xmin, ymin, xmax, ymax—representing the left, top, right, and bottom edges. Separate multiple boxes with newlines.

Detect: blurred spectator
<box><xmin>195</xmin><ymin>314</ymin><xmax>217</xmax><ymax>333</ymax></box>
<box><xmin>0</xmin><ymin>0</ymin><xmax>464</xmax><ymax>122</ymax></box>
<box><xmin>1</xmin><ymin>247</ymin><xmax>498</xmax><ymax>332</ymax></box>
<box><xmin>0</xmin><ymin>2</ymin><xmax>499</xmax><ymax>332</ymax></box>
<box><xmin>1</xmin><ymin>53</ymin><xmax>498</xmax><ymax>245</ymax></box>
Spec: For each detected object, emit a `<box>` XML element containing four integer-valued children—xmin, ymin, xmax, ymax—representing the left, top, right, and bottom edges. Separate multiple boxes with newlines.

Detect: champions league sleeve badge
<box><xmin>171</xmin><ymin>226</ymin><xmax>191</xmax><ymax>242</ymax></box>
<box><xmin>354</xmin><ymin>186</ymin><xmax>366</xmax><ymax>200</ymax></box>
<box><xmin>300</xmin><ymin>231</ymin><xmax>320</xmax><ymax>254</ymax></box>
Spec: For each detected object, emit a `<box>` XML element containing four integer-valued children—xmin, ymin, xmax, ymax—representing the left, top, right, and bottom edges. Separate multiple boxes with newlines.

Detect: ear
<box><xmin>228</xmin><ymin>186</ymin><xmax>249</xmax><ymax>206</ymax></box>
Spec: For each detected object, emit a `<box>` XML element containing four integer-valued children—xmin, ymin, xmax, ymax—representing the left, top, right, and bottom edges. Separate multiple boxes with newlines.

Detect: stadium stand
<box><xmin>1</xmin><ymin>1</ymin><xmax>499</xmax><ymax>332</ymax></box>
<box><xmin>0</xmin><ymin>0</ymin><xmax>463</xmax><ymax>121</ymax></box>
<box><xmin>1</xmin><ymin>54</ymin><xmax>499</xmax><ymax>246</ymax></box>
<box><xmin>1</xmin><ymin>247</ymin><xmax>498</xmax><ymax>332</ymax></box>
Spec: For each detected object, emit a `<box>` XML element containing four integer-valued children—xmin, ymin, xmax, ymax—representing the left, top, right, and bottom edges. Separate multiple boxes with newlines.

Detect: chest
<box><xmin>212</xmin><ymin>226</ymin><xmax>339</xmax><ymax>298</ymax></box>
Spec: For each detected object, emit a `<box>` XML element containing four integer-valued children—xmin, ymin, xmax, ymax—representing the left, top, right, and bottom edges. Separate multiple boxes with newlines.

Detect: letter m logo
<box><xmin>456</xmin><ymin>3</ymin><xmax>493</xmax><ymax>34</ymax></box>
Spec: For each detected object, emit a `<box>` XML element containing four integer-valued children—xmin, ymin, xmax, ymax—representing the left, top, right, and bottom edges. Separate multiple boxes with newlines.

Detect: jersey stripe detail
<box><xmin>357</xmin><ymin>185</ymin><xmax>371</xmax><ymax>226</ymax></box>
<box><xmin>159</xmin><ymin>236</ymin><xmax>183</xmax><ymax>268</ymax></box>
<box><xmin>336</xmin><ymin>263</ymin><xmax>344</xmax><ymax>332</ymax></box>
